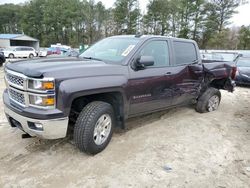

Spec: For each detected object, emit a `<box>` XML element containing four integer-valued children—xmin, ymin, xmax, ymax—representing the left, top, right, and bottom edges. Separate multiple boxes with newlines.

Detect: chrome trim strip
<box><xmin>28</xmin><ymin>92</ymin><xmax>56</xmax><ymax>110</ymax></box>
<box><xmin>5</xmin><ymin>69</ymin><xmax>27</xmax><ymax>90</ymax></box>
<box><xmin>4</xmin><ymin>105</ymin><xmax>69</xmax><ymax>139</ymax></box>
<box><xmin>5</xmin><ymin>69</ymin><xmax>56</xmax><ymax>109</ymax></box>
<box><xmin>8</xmin><ymin>87</ymin><xmax>26</xmax><ymax>107</ymax></box>
<box><xmin>5</xmin><ymin>68</ymin><xmax>55</xmax><ymax>94</ymax></box>
<box><xmin>27</xmin><ymin>78</ymin><xmax>55</xmax><ymax>94</ymax></box>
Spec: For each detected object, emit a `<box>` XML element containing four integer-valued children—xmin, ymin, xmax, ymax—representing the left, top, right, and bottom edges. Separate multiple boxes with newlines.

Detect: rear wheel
<box><xmin>73</xmin><ymin>101</ymin><xmax>115</xmax><ymax>155</ymax></box>
<box><xmin>29</xmin><ymin>53</ymin><xmax>34</xmax><ymax>58</ymax></box>
<box><xmin>196</xmin><ymin>87</ymin><xmax>221</xmax><ymax>113</ymax></box>
<box><xmin>8</xmin><ymin>54</ymin><xmax>14</xmax><ymax>59</ymax></box>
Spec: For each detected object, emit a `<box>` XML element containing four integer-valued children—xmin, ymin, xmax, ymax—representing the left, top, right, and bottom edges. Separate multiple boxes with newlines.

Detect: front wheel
<box><xmin>73</xmin><ymin>101</ymin><xmax>115</xmax><ymax>155</ymax></box>
<box><xmin>196</xmin><ymin>87</ymin><xmax>221</xmax><ymax>113</ymax></box>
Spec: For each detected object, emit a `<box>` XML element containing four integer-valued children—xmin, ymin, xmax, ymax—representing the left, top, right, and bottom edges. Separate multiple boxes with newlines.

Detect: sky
<box><xmin>1</xmin><ymin>0</ymin><xmax>250</xmax><ymax>27</ymax></box>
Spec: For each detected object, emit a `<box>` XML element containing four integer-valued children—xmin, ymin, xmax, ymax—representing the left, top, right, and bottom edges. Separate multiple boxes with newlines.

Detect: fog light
<box><xmin>28</xmin><ymin>121</ymin><xmax>44</xmax><ymax>131</ymax></box>
<box><xmin>34</xmin><ymin>123</ymin><xmax>43</xmax><ymax>130</ymax></box>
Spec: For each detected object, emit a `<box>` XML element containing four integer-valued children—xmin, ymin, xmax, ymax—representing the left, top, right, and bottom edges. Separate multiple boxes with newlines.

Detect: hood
<box><xmin>5</xmin><ymin>57</ymin><xmax>127</xmax><ymax>79</ymax></box>
<box><xmin>238</xmin><ymin>67</ymin><xmax>250</xmax><ymax>76</ymax></box>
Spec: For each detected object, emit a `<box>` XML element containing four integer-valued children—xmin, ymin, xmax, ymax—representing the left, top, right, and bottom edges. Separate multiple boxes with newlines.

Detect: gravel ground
<box><xmin>0</xmin><ymin>66</ymin><xmax>249</xmax><ymax>188</ymax></box>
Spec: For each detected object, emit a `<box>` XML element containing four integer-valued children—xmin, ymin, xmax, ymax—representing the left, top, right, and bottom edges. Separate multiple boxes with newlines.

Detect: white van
<box><xmin>3</xmin><ymin>46</ymin><xmax>37</xmax><ymax>58</ymax></box>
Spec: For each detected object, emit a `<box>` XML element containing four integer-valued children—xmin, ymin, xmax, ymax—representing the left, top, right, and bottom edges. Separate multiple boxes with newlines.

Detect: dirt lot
<box><xmin>0</xmin><ymin>65</ymin><xmax>249</xmax><ymax>188</ymax></box>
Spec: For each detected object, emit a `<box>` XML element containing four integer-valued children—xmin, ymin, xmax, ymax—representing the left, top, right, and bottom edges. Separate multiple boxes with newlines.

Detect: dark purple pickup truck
<box><xmin>3</xmin><ymin>35</ymin><xmax>236</xmax><ymax>154</ymax></box>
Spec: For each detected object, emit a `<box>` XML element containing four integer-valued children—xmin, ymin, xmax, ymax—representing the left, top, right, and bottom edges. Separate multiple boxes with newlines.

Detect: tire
<box><xmin>29</xmin><ymin>54</ymin><xmax>34</xmax><ymax>58</ymax></box>
<box><xmin>196</xmin><ymin>87</ymin><xmax>221</xmax><ymax>113</ymax></box>
<box><xmin>9</xmin><ymin>54</ymin><xmax>14</xmax><ymax>59</ymax></box>
<box><xmin>0</xmin><ymin>58</ymin><xmax>4</xmax><ymax>66</ymax></box>
<box><xmin>73</xmin><ymin>101</ymin><xmax>115</xmax><ymax>155</ymax></box>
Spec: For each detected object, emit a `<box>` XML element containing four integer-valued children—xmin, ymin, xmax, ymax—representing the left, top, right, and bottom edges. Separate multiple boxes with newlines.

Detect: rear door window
<box><xmin>173</xmin><ymin>41</ymin><xmax>197</xmax><ymax>65</ymax></box>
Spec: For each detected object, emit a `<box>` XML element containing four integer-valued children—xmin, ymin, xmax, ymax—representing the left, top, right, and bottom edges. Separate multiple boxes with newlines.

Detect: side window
<box><xmin>173</xmin><ymin>41</ymin><xmax>197</xmax><ymax>65</ymax></box>
<box><xmin>140</xmin><ymin>40</ymin><xmax>169</xmax><ymax>67</ymax></box>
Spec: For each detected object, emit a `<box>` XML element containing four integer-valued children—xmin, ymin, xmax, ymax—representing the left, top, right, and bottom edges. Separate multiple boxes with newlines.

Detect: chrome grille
<box><xmin>6</xmin><ymin>73</ymin><xmax>24</xmax><ymax>87</ymax></box>
<box><xmin>9</xmin><ymin>88</ymin><xmax>25</xmax><ymax>106</ymax></box>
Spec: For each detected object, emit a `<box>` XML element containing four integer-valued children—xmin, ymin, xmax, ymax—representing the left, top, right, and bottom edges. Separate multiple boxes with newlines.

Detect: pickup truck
<box><xmin>3</xmin><ymin>35</ymin><xmax>236</xmax><ymax>154</ymax></box>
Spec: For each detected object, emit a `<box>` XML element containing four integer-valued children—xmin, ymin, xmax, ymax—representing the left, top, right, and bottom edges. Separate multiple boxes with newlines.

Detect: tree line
<box><xmin>0</xmin><ymin>0</ymin><xmax>250</xmax><ymax>50</ymax></box>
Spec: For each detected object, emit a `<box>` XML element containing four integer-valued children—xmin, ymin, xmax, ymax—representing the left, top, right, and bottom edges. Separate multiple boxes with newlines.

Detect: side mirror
<box><xmin>136</xmin><ymin>56</ymin><xmax>154</xmax><ymax>69</ymax></box>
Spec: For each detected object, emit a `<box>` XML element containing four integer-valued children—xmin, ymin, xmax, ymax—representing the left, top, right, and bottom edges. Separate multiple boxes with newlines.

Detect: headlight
<box><xmin>28</xmin><ymin>79</ymin><xmax>54</xmax><ymax>91</ymax></box>
<box><xmin>29</xmin><ymin>95</ymin><xmax>55</xmax><ymax>108</ymax></box>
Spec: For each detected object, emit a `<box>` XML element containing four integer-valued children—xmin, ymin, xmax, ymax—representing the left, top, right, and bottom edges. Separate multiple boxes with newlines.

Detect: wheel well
<box><xmin>209</xmin><ymin>78</ymin><xmax>229</xmax><ymax>90</ymax></box>
<box><xmin>69</xmin><ymin>92</ymin><xmax>125</xmax><ymax>128</ymax></box>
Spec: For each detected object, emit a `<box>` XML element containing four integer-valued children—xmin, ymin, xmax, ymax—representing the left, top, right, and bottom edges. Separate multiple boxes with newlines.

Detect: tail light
<box><xmin>231</xmin><ymin>66</ymin><xmax>237</xmax><ymax>80</ymax></box>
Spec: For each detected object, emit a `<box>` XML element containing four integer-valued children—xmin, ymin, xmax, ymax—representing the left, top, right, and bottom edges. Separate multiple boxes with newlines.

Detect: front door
<box><xmin>127</xmin><ymin>40</ymin><xmax>173</xmax><ymax>116</ymax></box>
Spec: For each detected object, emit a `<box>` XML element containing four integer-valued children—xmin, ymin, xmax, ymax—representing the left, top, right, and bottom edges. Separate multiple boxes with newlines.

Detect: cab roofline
<box><xmin>107</xmin><ymin>35</ymin><xmax>194</xmax><ymax>42</ymax></box>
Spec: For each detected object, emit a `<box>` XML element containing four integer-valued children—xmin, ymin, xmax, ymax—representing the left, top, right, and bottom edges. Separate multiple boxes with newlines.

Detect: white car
<box><xmin>38</xmin><ymin>48</ymin><xmax>48</xmax><ymax>57</ymax></box>
<box><xmin>3</xmin><ymin>46</ymin><xmax>37</xmax><ymax>58</ymax></box>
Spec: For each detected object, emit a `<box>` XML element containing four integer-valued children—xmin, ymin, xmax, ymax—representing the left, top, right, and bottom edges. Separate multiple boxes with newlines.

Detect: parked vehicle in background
<box><xmin>47</xmin><ymin>48</ymin><xmax>79</xmax><ymax>57</ymax></box>
<box><xmin>235</xmin><ymin>57</ymin><xmax>250</xmax><ymax>85</ymax></box>
<box><xmin>63</xmin><ymin>50</ymin><xmax>79</xmax><ymax>57</ymax></box>
<box><xmin>2</xmin><ymin>46</ymin><xmax>37</xmax><ymax>58</ymax></box>
<box><xmin>0</xmin><ymin>51</ymin><xmax>5</xmax><ymax>66</ymax></box>
<box><xmin>201</xmin><ymin>52</ymin><xmax>224</xmax><ymax>62</ymax></box>
<box><xmin>214</xmin><ymin>52</ymin><xmax>239</xmax><ymax>62</ymax></box>
<box><xmin>3</xmin><ymin>35</ymin><xmax>236</xmax><ymax>155</ymax></box>
<box><xmin>202</xmin><ymin>52</ymin><xmax>239</xmax><ymax>63</ymax></box>
<box><xmin>38</xmin><ymin>48</ymin><xmax>48</xmax><ymax>57</ymax></box>
<box><xmin>47</xmin><ymin>47</ymin><xmax>61</xmax><ymax>55</ymax></box>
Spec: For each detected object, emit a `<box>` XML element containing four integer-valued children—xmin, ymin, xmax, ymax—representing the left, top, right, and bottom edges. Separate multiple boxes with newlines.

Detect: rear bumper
<box><xmin>4</xmin><ymin>105</ymin><xmax>69</xmax><ymax>139</ymax></box>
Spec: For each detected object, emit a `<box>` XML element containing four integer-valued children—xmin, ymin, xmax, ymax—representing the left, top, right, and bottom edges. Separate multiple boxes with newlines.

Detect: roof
<box><xmin>0</xmin><ymin>34</ymin><xmax>38</xmax><ymax>41</ymax></box>
<box><xmin>108</xmin><ymin>35</ymin><xmax>195</xmax><ymax>43</ymax></box>
<box><xmin>0</xmin><ymin>34</ymin><xmax>23</xmax><ymax>39</ymax></box>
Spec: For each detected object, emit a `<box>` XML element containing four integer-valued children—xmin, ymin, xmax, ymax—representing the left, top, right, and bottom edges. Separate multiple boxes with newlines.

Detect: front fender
<box><xmin>56</xmin><ymin>76</ymin><xmax>128</xmax><ymax>116</ymax></box>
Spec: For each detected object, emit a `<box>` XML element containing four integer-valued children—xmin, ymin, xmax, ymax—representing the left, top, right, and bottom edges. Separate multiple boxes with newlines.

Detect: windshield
<box><xmin>80</xmin><ymin>37</ymin><xmax>140</xmax><ymax>63</ymax></box>
<box><xmin>237</xmin><ymin>59</ymin><xmax>250</xmax><ymax>67</ymax></box>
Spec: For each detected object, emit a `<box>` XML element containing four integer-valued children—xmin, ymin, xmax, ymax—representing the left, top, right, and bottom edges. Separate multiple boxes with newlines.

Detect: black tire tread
<box><xmin>196</xmin><ymin>87</ymin><xmax>221</xmax><ymax>113</ymax></box>
<box><xmin>9</xmin><ymin>54</ymin><xmax>14</xmax><ymax>58</ymax></box>
<box><xmin>73</xmin><ymin>101</ymin><xmax>114</xmax><ymax>154</ymax></box>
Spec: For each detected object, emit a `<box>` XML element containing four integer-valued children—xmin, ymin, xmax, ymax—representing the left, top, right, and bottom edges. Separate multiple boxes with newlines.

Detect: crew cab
<box><xmin>3</xmin><ymin>35</ymin><xmax>236</xmax><ymax>154</ymax></box>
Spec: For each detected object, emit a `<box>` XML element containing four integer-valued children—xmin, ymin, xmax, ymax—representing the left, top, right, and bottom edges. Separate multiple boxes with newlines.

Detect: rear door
<box><xmin>127</xmin><ymin>39</ymin><xmax>173</xmax><ymax>116</ymax></box>
<box><xmin>169</xmin><ymin>40</ymin><xmax>204</xmax><ymax>106</ymax></box>
<box><xmin>23</xmin><ymin>47</ymin><xmax>30</xmax><ymax>57</ymax></box>
<box><xmin>14</xmin><ymin>48</ymin><xmax>22</xmax><ymax>57</ymax></box>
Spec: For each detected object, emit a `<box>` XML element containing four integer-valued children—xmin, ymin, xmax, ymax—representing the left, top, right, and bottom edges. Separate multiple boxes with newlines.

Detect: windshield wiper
<box><xmin>82</xmin><ymin>56</ymin><xmax>104</xmax><ymax>62</ymax></box>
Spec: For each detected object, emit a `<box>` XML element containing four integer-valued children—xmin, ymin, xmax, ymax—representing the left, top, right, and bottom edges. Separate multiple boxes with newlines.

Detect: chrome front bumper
<box><xmin>4</xmin><ymin>105</ymin><xmax>69</xmax><ymax>139</ymax></box>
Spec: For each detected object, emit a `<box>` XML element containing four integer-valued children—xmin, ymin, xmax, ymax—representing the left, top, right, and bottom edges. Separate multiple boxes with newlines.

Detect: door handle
<box><xmin>165</xmin><ymin>72</ymin><xmax>172</xmax><ymax>75</ymax></box>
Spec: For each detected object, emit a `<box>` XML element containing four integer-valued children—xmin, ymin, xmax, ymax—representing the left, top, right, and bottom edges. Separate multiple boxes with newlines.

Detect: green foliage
<box><xmin>0</xmin><ymin>4</ymin><xmax>23</xmax><ymax>33</ymax></box>
<box><xmin>0</xmin><ymin>0</ymin><xmax>248</xmax><ymax>49</ymax></box>
<box><xmin>238</xmin><ymin>26</ymin><xmax>250</xmax><ymax>50</ymax></box>
<box><xmin>113</xmin><ymin>0</ymin><xmax>140</xmax><ymax>34</ymax></box>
